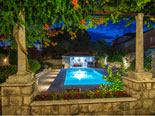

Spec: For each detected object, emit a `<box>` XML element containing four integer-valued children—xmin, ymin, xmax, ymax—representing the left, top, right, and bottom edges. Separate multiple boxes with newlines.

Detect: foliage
<box><xmin>99</xmin><ymin>67</ymin><xmax>123</xmax><ymax>93</ymax></box>
<box><xmin>127</xmin><ymin>56</ymin><xmax>152</xmax><ymax>72</ymax></box>
<box><xmin>9</xmin><ymin>50</ymin><xmax>17</xmax><ymax>65</ymax></box>
<box><xmin>127</xmin><ymin>59</ymin><xmax>135</xmax><ymax>71</ymax></box>
<box><xmin>61</xmin><ymin>64</ymin><xmax>65</xmax><ymax>69</ymax></box>
<box><xmin>28</xmin><ymin>48</ymin><xmax>42</xmax><ymax>62</ymax></box>
<box><xmin>42</xmin><ymin>28</ymin><xmax>91</xmax><ymax>58</ymax></box>
<box><xmin>144</xmin><ymin>56</ymin><xmax>152</xmax><ymax>72</ymax></box>
<box><xmin>108</xmin><ymin>49</ymin><xmax>129</xmax><ymax>62</ymax></box>
<box><xmin>28</xmin><ymin>59</ymin><xmax>41</xmax><ymax>73</ymax></box>
<box><xmin>1</xmin><ymin>0</ymin><xmax>155</xmax><ymax>49</ymax></box>
<box><xmin>0</xmin><ymin>65</ymin><xmax>17</xmax><ymax>83</ymax></box>
<box><xmin>34</xmin><ymin>89</ymin><xmax>129</xmax><ymax>101</ymax></box>
<box><xmin>91</xmin><ymin>40</ymin><xmax>110</xmax><ymax>57</ymax></box>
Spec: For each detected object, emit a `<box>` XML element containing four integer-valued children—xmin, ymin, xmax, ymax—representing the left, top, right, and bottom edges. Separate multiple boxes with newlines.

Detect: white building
<box><xmin>62</xmin><ymin>52</ymin><xmax>95</xmax><ymax>68</ymax></box>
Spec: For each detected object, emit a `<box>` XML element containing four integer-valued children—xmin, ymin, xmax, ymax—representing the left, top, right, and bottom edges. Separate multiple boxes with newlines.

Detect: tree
<box><xmin>0</xmin><ymin>0</ymin><xmax>155</xmax><ymax>73</ymax></box>
<box><xmin>42</xmin><ymin>27</ymin><xmax>91</xmax><ymax>58</ymax></box>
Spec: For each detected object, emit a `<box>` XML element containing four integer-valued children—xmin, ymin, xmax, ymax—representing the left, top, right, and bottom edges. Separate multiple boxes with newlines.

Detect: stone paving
<box><xmin>37</xmin><ymin>69</ymin><xmax>60</xmax><ymax>94</ymax></box>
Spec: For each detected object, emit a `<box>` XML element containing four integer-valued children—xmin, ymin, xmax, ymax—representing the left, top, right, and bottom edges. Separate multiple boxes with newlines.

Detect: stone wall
<box><xmin>29</xmin><ymin>76</ymin><xmax>155</xmax><ymax>115</ymax></box>
<box><xmin>43</xmin><ymin>59</ymin><xmax>62</xmax><ymax>65</ymax></box>
<box><xmin>1</xmin><ymin>78</ymin><xmax>38</xmax><ymax>115</ymax></box>
<box><xmin>152</xmin><ymin>51</ymin><xmax>155</xmax><ymax>78</ymax></box>
<box><xmin>30</xmin><ymin>97</ymin><xmax>137</xmax><ymax>115</ymax></box>
<box><xmin>123</xmin><ymin>77</ymin><xmax>155</xmax><ymax>114</ymax></box>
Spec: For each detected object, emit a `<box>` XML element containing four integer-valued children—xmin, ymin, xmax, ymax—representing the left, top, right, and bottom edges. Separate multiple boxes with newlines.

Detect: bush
<box><xmin>9</xmin><ymin>50</ymin><xmax>17</xmax><ymax>65</ymax></box>
<box><xmin>144</xmin><ymin>57</ymin><xmax>152</xmax><ymax>72</ymax></box>
<box><xmin>28</xmin><ymin>48</ymin><xmax>42</xmax><ymax>62</ymax></box>
<box><xmin>99</xmin><ymin>67</ymin><xmax>123</xmax><ymax>93</ymax></box>
<box><xmin>127</xmin><ymin>57</ymin><xmax>152</xmax><ymax>72</ymax></box>
<box><xmin>29</xmin><ymin>59</ymin><xmax>41</xmax><ymax>73</ymax></box>
<box><xmin>108</xmin><ymin>50</ymin><xmax>129</xmax><ymax>62</ymax></box>
<box><xmin>0</xmin><ymin>65</ymin><xmax>17</xmax><ymax>83</ymax></box>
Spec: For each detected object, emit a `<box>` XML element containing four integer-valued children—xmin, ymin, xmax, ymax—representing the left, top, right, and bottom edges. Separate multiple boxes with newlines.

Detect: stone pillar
<box><xmin>128</xmin><ymin>13</ymin><xmax>152</xmax><ymax>81</ymax></box>
<box><xmin>135</xmin><ymin>13</ymin><xmax>144</xmax><ymax>73</ymax></box>
<box><xmin>0</xmin><ymin>10</ymin><xmax>38</xmax><ymax>115</ymax></box>
<box><xmin>17</xmin><ymin>10</ymin><xmax>27</xmax><ymax>75</ymax></box>
<box><xmin>152</xmin><ymin>51</ymin><xmax>155</xmax><ymax>78</ymax></box>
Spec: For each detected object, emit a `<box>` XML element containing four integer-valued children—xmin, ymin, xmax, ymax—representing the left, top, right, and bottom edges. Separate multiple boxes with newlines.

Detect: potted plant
<box><xmin>61</xmin><ymin>64</ymin><xmax>65</xmax><ymax>69</ymax></box>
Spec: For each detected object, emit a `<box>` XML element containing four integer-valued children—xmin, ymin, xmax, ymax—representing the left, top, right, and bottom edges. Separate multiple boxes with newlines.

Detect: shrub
<box><xmin>29</xmin><ymin>59</ymin><xmax>41</xmax><ymax>73</ymax></box>
<box><xmin>0</xmin><ymin>65</ymin><xmax>17</xmax><ymax>83</ymax></box>
<box><xmin>28</xmin><ymin>48</ymin><xmax>42</xmax><ymax>62</ymax></box>
<box><xmin>108</xmin><ymin>50</ymin><xmax>129</xmax><ymax>62</ymax></box>
<box><xmin>127</xmin><ymin>57</ymin><xmax>152</xmax><ymax>72</ymax></box>
<box><xmin>9</xmin><ymin>50</ymin><xmax>17</xmax><ymax>65</ymax></box>
<box><xmin>144</xmin><ymin>57</ymin><xmax>152</xmax><ymax>72</ymax></box>
<box><xmin>99</xmin><ymin>67</ymin><xmax>123</xmax><ymax>93</ymax></box>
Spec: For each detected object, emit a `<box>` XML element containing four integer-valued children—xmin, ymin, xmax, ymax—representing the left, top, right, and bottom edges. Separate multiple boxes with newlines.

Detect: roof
<box><xmin>112</xmin><ymin>33</ymin><xmax>136</xmax><ymax>43</ymax></box>
<box><xmin>112</xmin><ymin>28</ymin><xmax>155</xmax><ymax>45</ymax></box>
<box><xmin>63</xmin><ymin>52</ymin><xmax>94</xmax><ymax>56</ymax></box>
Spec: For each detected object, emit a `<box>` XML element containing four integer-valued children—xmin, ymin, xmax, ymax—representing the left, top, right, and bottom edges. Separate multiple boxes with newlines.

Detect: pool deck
<box><xmin>47</xmin><ymin>68</ymin><xmax>108</xmax><ymax>93</ymax></box>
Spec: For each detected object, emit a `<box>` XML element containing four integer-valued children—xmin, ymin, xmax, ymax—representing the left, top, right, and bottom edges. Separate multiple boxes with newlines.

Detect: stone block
<box><xmin>129</xmin><ymin>101</ymin><xmax>142</xmax><ymax>110</ymax></box>
<box><xmin>112</xmin><ymin>103</ymin><xmax>121</xmax><ymax>112</ymax></box>
<box><xmin>10</xmin><ymin>96</ymin><xmax>22</xmax><ymax>105</ymax></box>
<box><xmin>128</xmin><ymin>72</ymin><xmax>152</xmax><ymax>81</ymax></box>
<box><xmin>126</xmin><ymin>88</ymin><xmax>129</xmax><ymax>95</ymax></box>
<box><xmin>123</xmin><ymin>86</ymin><xmax>127</xmax><ymax>92</ymax></box>
<box><xmin>2</xmin><ymin>106</ymin><xmax>21</xmax><ymax>115</ymax></box>
<box><xmin>80</xmin><ymin>104</ymin><xmax>89</xmax><ymax>113</ymax></box>
<box><xmin>40</xmin><ymin>106</ymin><xmax>53</xmax><ymax>115</ymax></box>
<box><xmin>21</xmin><ymin>106</ymin><xmax>30</xmax><ymax>115</ymax></box>
<box><xmin>134</xmin><ymin>83</ymin><xmax>141</xmax><ymax>91</ymax></box>
<box><xmin>22</xmin><ymin>86</ymin><xmax>33</xmax><ymax>95</ymax></box>
<box><xmin>103</xmin><ymin>103</ymin><xmax>112</xmax><ymax>112</ymax></box>
<box><xmin>146</xmin><ymin>83</ymin><xmax>152</xmax><ymax>90</ymax></box>
<box><xmin>143</xmin><ymin>100</ymin><xmax>153</xmax><ymax>109</ymax></box>
<box><xmin>152</xmin><ymin>83</ymin><xmax>155</xmax><ymax>89</ymax></box>
<box><xmin>142</xmin><ymin>91</ymin><xmax>149</xmax><ymax>99</ymax></box>
<box><xmin>130</xmin><ymin>89</ymin><xmax>141</xmax><ymax>99</ymax></box>
<box><xmin>88</xmin><ymin>104</ymin><xmax>103</xmax><ymax>112</ymax></box>
<box><xmin>58</xmin><ymin>105</ymin><xmax>70</xmax><ymax>115</ymax></box>
<box><xmin>1</xmin><ymin>87</ymin><xmax>20</xmax><ymax>96</ymax></box>
<box><xmin>71</xmin><ymin>105</ymin><xmax>79</xmax><ymax>115</ymax></box>
<box><xmin>129</xmin><ymin>81</ymin><xmax>133</xmax><ymax>88</ymax></box>
<box><xmin>23</xmin><ymin>94</ymin><xmax>34</xmax><ymax>105</ymax></box>
<box><xmin>120</xmin><ymin>102</ymin><xmax>129</xmax><ymax>110</ymax></box>
<box><xmin>149</xmin><ymin>90</ymin><xmax>155</xmax><ymax>98</ymax></box>
<box><xmin>1</xmin><ymin>97</ymin><xmax>9</xmax><ymax>106</ymax></box>
<box><xmin>31</xmin><ymin>107</ymin><xmax>41</xmax><ymax>115</ymax></box>
<box><xmin>123</xmin><ymin>79</ymin><xmax>128</xmax><ymax>86</ymax></box>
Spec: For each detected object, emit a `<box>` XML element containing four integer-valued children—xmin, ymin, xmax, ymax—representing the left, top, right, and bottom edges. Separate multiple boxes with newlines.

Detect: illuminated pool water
<box><xmin>64</xmin><ymin>68</ymin><xmax>111</xmax><ymax>85</ymax></box>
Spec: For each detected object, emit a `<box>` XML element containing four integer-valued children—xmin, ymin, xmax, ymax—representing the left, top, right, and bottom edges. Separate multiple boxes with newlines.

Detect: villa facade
<box><xmin>111</xmin><ymin>29</ymin><xmax>155</xmax><ymax>52</ymax></box>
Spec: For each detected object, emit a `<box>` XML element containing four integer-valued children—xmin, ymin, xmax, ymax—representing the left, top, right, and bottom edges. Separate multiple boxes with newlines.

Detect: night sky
<box><xmin>0</xmin><ymin>19</ymin><xmax>154</xmax><ymax>47</ymax></box>
<box><xmin>87</xmin><ymin>19</ymin><xmax>152</xmax><ymax>44</ymax></box>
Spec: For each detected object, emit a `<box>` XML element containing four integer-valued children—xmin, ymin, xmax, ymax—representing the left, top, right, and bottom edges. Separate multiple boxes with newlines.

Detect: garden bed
<box><xmin>34</xmin><ymin>88</ymin><xmax>130</xmax><ymax>101</ymax></box>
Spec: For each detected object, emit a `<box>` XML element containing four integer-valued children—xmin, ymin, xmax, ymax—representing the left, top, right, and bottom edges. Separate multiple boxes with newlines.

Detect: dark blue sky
<box><xmin>86</xmin><ymin>19</ymin><xmax>152</xmax><ymax>43</ymax></box>
<box><xmin>0</xmin><ymin>19</ymin><xmax>154</xmax><ymax>46</ymax></box>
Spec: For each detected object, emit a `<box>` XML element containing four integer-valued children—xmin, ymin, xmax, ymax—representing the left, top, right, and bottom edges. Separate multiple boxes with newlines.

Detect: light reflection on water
<box><xmin>73</xmin><ymin>70</ymin><xmax>91</xmax><ymax>80</ymax></box>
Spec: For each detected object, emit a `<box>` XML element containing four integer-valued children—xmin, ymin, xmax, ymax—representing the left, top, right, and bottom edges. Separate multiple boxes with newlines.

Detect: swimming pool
<box><xmin>64</xmin><ymin>68</ymin><xmax>111</xmax><ymax>85</ymax></box>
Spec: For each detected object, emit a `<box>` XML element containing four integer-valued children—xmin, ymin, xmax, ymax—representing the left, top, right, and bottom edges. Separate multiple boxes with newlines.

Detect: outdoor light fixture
<box><xmin>4</xmin><ymin>58</ymin><xmax>7</xmax><ymax>63</ymax></box>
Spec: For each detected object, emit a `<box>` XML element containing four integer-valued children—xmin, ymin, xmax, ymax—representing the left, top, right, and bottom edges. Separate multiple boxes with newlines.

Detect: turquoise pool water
<box><xmin>64</xmin><ymin>68</ymin><xmax>111</xmax><ymax>85</ymax></box>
